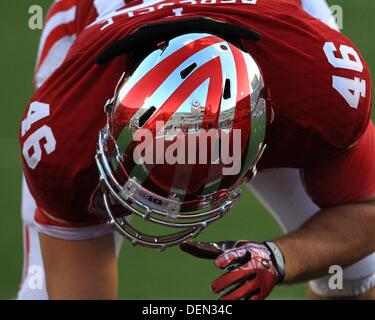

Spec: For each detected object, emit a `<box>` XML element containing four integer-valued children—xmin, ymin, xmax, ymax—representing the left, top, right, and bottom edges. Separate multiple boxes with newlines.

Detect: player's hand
<box><xmin>180</xmin><ymin>240</ymin><xmax>284</xmax><ymax>300</ymax></box>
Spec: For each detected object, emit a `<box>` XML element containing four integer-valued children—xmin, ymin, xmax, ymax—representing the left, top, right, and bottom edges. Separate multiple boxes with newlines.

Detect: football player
<box><xmin>18</xmin><ymin>0</ymin><xmax>375</xmax><ymax>300</ymax></box>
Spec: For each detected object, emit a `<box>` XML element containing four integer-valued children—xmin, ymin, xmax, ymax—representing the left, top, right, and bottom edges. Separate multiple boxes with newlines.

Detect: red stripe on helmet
<box><xmin>116</xmin><ymin>36</ymin><xmax>224</xmax><ymax>190</ymax></box>
<box><xmin>142</xmin><ymin>55</ymin><xmax>224</xmax><ymax>197</ymax></box>
<box><xmin>219</xmin><ymin>44</ymin><xmax>252</xmax><ymax>190</ymax></box>
<box><xmin>143</xmin><ymin>56</ymin><xmax>223</xmax><ymax>131</ymax></box>
<box><xmin>114</xmin><ymin>35</ymin><xmax>222</xmax><ymax>129</ymax></box>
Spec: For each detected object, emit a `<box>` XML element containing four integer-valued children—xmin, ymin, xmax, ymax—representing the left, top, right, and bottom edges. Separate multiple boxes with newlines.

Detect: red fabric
<box><xmin>36</xmin><ymin>0</ymin><xmax>78</xmax><ymax>71</ymax></box>
<box><xmin>302</xmin><ymin>121</ymin><xmax>375</xmax><ymax>208</ymax></box>
<box><xmin>34</xmin><ymin>206</ymin><xmax>101</xmax><ymax>227</ymax></box>
<box><xmin>21</xmin><ymin>0</ymin><xmax>373</xmax><ymax>226</ymax></box>
<box><xmin>45</xmin><ymin>0</ymin><xmax>76</xmax><ymax>21</ymax></box>
<box><xmin>37</xmin><ymin>22</ymin><xmax>77</xmax><ymax>71</ymax></box>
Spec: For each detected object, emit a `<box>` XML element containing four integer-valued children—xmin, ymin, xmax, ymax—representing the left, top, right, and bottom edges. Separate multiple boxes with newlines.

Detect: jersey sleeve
<box><xmin>34</xmin><ymin>0</ymin><xmax>78</xmax><ymax>89</ymax></box>
<box><xmin>34</xmin><ymin>0</ymin><xmax>128</xmax><ymax>89</ymax></box>
<box><xmin>21</xmin><ymin>26</ymin><xmax>129</xmax><ymax>226</ymax></box>
<box><xmin>301</xmin><ymin>121</ymin><xmax>375</xmax><ymax>208</ymax></box>
<box><xmin>23</xmin><ymin>0</ymin><xmax>131</xmax><ymax>228</ymax></box>
<box><xmin>237</xmin><ymin>3</ymin><xmax>372</xmax><ymax>151</ymax></box>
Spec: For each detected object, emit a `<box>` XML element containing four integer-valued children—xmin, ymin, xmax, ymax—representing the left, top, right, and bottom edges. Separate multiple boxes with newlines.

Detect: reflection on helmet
<box><xmin>94</xmin><ymin>33</ymin><xmax>269</xmax><ymax>249</ymax></box>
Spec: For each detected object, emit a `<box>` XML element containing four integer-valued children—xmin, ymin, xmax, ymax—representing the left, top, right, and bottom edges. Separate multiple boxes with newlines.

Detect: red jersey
<box><xmin>20</xmin><ymin>0</ymin><xmax>374</xmax><ymax>227</ymax></box>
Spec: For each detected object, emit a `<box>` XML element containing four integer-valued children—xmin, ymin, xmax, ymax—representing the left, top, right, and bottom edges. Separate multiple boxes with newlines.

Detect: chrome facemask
<box><xmin>95</xmin><ymin>127</ymin><xmax>242</xmax><ymax>250</ymax></box>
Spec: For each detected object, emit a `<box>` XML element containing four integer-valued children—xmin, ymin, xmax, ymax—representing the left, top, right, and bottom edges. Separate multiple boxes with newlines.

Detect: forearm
<box><xmin>39</xmin><ymin>233</ymin><xmax>118</xmax><ymax>299</ymax></box>
<box><xmin>274</xmin><ymin>202</ymin><xmax>375</xmax><ymax>284</ymax></box>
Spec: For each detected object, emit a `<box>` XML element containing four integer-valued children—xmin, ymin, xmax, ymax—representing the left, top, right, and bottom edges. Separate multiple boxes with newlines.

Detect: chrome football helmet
<box><xmin>94</xmin><ymin>33</ymin><xmax>269</xmax><ymax>249</ymax></box>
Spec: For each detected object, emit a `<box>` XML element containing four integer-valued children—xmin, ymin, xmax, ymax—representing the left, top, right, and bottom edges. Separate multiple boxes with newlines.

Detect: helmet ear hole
<box><xmin>180</xmin><ymin>63</ymin><xmax>198</xmax><ymax>79</ymax></box>
<box><xmin>138</xmin><ymin>106</ymin><xmax>156</xmax><ymax>127</ymax></box>
<box><xmin>223</xmin><ymin>79</ymin><xmax>231</xmax><ymax>99</ymax></box>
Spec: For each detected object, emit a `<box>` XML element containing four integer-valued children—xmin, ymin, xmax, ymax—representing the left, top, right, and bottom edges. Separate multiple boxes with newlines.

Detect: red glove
<box><xmin>180</xmin><ymin>240</ymin><xmax>285</xmax><ymax>300</ymax></box>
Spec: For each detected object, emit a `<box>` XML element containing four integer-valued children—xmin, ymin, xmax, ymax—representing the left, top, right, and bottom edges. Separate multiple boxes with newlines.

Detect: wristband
<box><xmin>264</xmin><ymin>241</ymin><xmax>285</xmax><ymax>283</ymax></box>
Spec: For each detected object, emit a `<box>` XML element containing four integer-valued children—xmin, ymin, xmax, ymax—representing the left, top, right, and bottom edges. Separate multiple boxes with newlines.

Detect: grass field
<box><xmin>0</xmin><ymin>0</ymin><xmax>374</xmax><ymax>300</ymax></box>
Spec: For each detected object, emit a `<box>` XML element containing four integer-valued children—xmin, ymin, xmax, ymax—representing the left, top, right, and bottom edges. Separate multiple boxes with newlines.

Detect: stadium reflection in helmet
<box><xmin>94</xmin><ymin>33</ymin><xmax>269</xmax><ymax>249</ymax></box>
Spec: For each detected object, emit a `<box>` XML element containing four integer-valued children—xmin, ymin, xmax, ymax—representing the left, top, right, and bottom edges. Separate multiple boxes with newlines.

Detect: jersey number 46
<box><xmin>323</xmin><ymin>42</ymin><xmax>366</xmax><ymax>109</ymax></box>
<box><xmin>21</xmin><ymin>102</ymin><xmax>56</xmax><ymax>169</ymax></box>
